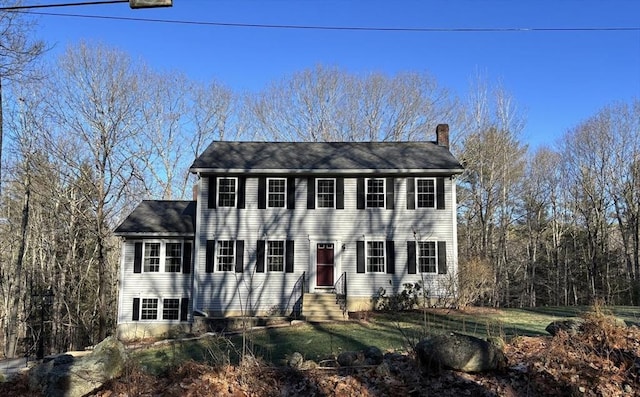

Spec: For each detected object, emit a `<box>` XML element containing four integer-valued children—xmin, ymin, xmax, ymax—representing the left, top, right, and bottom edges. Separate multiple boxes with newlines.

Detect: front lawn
<box><xmin>130</xmin><ymin>305</ymin><xmax>640</xmax><ymax>374</ymax></box>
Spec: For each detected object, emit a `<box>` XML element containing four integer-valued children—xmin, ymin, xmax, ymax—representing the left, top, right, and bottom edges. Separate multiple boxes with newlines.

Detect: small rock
<box><xmin>337</xmin><ymin>351</ymin><xmax>359</xmax><ymax>367</ymax></box>
<box><xmin>375</xmin><ymin>361</ymin><xmax>391</xmax><ymax>377</ymax></box>
<box><xmin>287</xmin><ymin>352</ymin><xmax>304</xmax><ymax>368</ymax></box>
<box><xmin>363</xmin><ymin>346</ymin><xmax>383</xmax><ymax>365</ymax></box>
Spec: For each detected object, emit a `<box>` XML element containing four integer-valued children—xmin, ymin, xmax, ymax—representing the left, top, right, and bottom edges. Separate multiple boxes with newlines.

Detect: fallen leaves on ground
<box><xmin>3</xmin><ymin>310</ymin><xmax>639</xmax><ymax>396</ymax></box>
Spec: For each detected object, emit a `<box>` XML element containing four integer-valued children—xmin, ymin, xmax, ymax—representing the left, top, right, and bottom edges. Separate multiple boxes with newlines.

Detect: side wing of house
<box><xmin>114</xmin><ymin>200</ymin><xmax>196</xmax><ymax>339</ymax></box>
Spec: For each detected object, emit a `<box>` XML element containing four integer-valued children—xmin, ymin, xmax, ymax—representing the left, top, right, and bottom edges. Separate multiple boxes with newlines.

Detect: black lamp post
<box><xmin>36</xmin><ymin>287</ymin><xmax>54</xmax><ymax>360</ymax></box>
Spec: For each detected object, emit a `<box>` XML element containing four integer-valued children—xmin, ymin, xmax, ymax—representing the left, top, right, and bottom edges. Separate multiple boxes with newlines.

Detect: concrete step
<box><xmin>302</xmin><ymin>293</ymin><xmax>347</xmax><ymax>322</ymax></box>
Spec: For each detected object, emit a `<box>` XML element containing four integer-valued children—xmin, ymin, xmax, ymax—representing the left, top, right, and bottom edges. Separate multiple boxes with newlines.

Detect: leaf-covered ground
<box><xmin>3</xmin><ymin>309</ymin><xmax>639</xmax><ymax>396</ymax></box>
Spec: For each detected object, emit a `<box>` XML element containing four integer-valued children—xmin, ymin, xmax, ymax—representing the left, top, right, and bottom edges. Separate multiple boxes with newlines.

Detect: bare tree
<box><xmin>456</xmin><ymin>77</ymin><xmax>527</xmax><ymax>306</ymax></box>
<box><xmin>246</xmin><ymin>65</ymin><xmax>456</xmax><ymax>142</ymax></box>
<box><xmin>44</xmin><ymin>42</ymin><xmax>147</xmax><ymax>341</ymax></box>
<box><xmin>0</xmin><ymin>1</ymin><xmax>45</xmax><ymax>195</ymax></box>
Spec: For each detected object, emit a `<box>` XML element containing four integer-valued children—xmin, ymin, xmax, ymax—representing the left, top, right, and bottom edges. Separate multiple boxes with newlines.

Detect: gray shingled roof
<box><xmin>114</xmin><ymin>200</ymin><xmax>196</xmax><ymax>236</ymax></box>
<box><xmin>190</xmin><ymin>141</ymin><xmax>463</xmax><ymax>174</ymax></box>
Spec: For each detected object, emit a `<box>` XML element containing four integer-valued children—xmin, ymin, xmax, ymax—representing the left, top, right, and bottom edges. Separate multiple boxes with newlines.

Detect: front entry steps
<box><xmin>302</xmin><ymin>293</ymin><xmax>347</xmax><ymax>322</ymax></box>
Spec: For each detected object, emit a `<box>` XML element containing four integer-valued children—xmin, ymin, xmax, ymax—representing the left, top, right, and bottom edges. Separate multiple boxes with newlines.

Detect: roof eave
<box><xmin>190</xmin><ymin>167</ymin><xmax>465</xmax><ymax>175</ymax></box>
<box><xmin>114</xmin><ymin>232</ymin><xmax>195</xmax><ymax>238</ymax></box>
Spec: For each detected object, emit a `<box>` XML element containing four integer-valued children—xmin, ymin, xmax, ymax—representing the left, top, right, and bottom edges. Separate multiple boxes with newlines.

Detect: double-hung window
<box><xmin>268</xmin><ymin>178</ymin><xmax>286</xmax><ymax>208</ymax></box>
<box><xmin>162</xmin><ymin>298</ymin><xmax>180</xmax><ymax>320</ymax></box>
<box><xmin>317</xmin><ymin>179</ymin><xmax>335</xmax><ymax>208</ymax></box>
<box><xmin>218</xmin><ymin>178</ymin><xmax>237</xmax><ymax>207</ymax></box>
<box><xmin>140</xmin><ymin>241</ymin><xmax>184</xmax><ymax>273</ymax></box>
<box><xmin>217</xmin><ymin>240</ymin><xmax>235</xmax><ymax>272</ymax></box>
<box><xmin>366</xmin><ymin>178</ymin><xmax>385</xmax><ymax>208</ymax></box>
<box><xmin>367</xmin><ymin>241</ymin><xmax>386</xmax><ymax>273</ymax></box>
<box><xmin>164</xmin><ymin>243</ymin><xmax>182</xmax><ymax>272</ymax></box>
<box><xmin>418</xmin><ymin>241</ymin><xmax>437</xmax><ymax>273</ymax></box>
<box><xmin>141</xmin><ymin>298</ymin><xmax>158</xmax><ymax>320</ymax></box>
<box><xmin>144</xmin><ymin>243</ymin><xmax>161</xmax><ymax>272</ymax></box>
<box><xmin>267</xmin><ymin>240</ymin><xmax>285</xmax><ymax>272</ymax></box>
<box><xmin>416</xmin><ymin>178</ymin><xmax>436</xmax><ymax>208</ymax></box>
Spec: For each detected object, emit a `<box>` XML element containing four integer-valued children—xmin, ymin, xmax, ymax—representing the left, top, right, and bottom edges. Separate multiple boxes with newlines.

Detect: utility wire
<box><xmin>0</xmin><ymin>0</ymin><xmax>127</xmax><ymax>10</ymax></box>
<box><xmin>11</xmin><ymin>10</ymin><xmax>640</xmax><ymax>32</ymax></box>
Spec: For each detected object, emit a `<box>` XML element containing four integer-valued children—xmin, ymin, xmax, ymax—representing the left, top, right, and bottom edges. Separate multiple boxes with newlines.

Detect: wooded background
<box><xmin>0</xmin><ymin>7</ymin><xmax>638</xmax><ymax>359</ymax></box>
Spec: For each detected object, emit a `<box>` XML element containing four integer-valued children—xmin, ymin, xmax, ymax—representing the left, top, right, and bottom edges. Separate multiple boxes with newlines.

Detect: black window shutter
<box><xmin>386</xmin><ymin>240</ymin><xmax>395</xmax><ymax>274</ymax></box>
<box><xmin>132</xmin><ymin>298</ymin><xmax>140</xmax><ymax>321</ymax></box>
<box><xmin>336</xmin><ymin>178</ymin><xmax>344</xmax><ymax>209</ymax></box>
<box><xmin>182</xmin><ymin>241</ymin><xmax>192</xmax><ymax>274</ymax></box>
<box><xmin>407</xmin><ymin>241</ymin><xmax>417</xmax><ymax>274</ymax></box>
<box><xmin>357</xmin><ymin>178</ymin><xmax>365</xmax><ymax>209</ymax></box>
<box><xmin>357</xmin><ymin>241</ymin><xmax>365</xmax><ymax>273</ymax></box>
<box><xmin>258</xmin><ymin>177</ymin><xmax>266</xmax><ymax>209</ymax></box>
<box><xmin>287</xmin><ymin>177</ymin><xmax>296</xmax><ymax>209</ymax></box>
<box><xmin>256</xmin><ymin>240</ymin><xmax>266</xmax><ymax>273</ymax></box>
<box><xmin>237</xmin><ymin>177</ymin><xmax>246</xmax><ymax>209</ymax></box>
<box><xmin>386</xmin><ymin>177</ymin><xmax>395</xmax><ymax>210</ymax></box>
<box><xmin>205</xmin><ymin>240</ymin><xmax>215</xmax><ymax>273</ymax></box>
<box><xmin>406</xmin><ymin>178</ymin><xmax>415</xmax><ymax>210</ymax></box>
<box><xmin>134</xmin><ymin>242</ymin><xmax>142</xmax><ymax>273</ymax></box>
<box><xmin>436</xmin><ymin>177</ymin><xmax>445</xmax><ymax>210</ymax></box>
<box><xmin>438</xmin><ymin>241</ymin><xmax>447</xmax><ymax>274</ymax></box>
<box><xmin>208</xmin><ymin>176</ymin><xmax>217</xmax><ymax>209</ymax></box>
<box><xmin>307</xmin><ymin>177</ymin><xmax>315</xmax><ymax>209</ymax></box>
<box><xmin>285</xmin><ymin>240</ymin><xmax>295</xmax><ymax>273</ymax></box>
<box><xmin>235</xmin><ymin>240</ymin><xmax>244</xmax><ymax>273</ymax></box>
<box><xmin>180</xmin><ymin>298</ymin><xmax>189</xmax><ymax>322</ymax></box>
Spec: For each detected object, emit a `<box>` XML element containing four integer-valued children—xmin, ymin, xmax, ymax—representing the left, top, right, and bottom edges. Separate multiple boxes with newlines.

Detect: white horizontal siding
<box><xmin>117</xmin><ymin>239</ymin><xmax>193</xmax><ymax>324</ymax></box>
<box><xmin>193</xmin><ymin>175</ymin><xmax>459</xmax><ymax>314</ymax></box>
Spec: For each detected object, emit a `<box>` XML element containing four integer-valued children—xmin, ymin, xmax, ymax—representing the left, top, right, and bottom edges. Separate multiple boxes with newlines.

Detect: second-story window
<box><xmin>416</xmin><ymin>178</ymin><xmax>435</xmax><ymax>208</ymax></box>
<box><xmin>218</xmin><ymin>178</ymin><xmax>237</xmax><ymax>207</ymax></box>
<box><xmin>366</xmin><ymin>178</ymin><xmax>385</xmax><ymax>208</ymax></box>
<box><xmin>268</xmin><ymin>178</ymin><xmax>286</xmax><ymax>208</ymax></box>
<box><xmin>164</xmin><ymin>243</ymin><xmax>182</xmax><ymax>272</ymax></box>
<box><xmin>317</xmin><ymin>179</ymin><xmax>335</xmax><ymax>208</ymax></box>
<box><xmin>144</xmin><ymin>243</ymin><xmax>161</xmax><ymax>272</ymax></box>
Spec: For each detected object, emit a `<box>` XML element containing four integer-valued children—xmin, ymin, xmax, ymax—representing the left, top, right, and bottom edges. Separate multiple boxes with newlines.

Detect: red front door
<box><xmin>316</xmin><ymin>243</ymin><xmax>335</xmax><ymax>287</ymax></box>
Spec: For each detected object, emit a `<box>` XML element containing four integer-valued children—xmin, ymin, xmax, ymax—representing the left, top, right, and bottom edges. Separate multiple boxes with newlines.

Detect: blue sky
<box><xmin>23</xmin><ymin>0</ymin><xmax>640</xmax><ymax>149</ymax></box>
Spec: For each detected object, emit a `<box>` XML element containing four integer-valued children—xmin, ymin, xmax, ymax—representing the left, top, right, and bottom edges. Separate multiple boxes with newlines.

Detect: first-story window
<box><xmin>418</xmin><ymin>241</ymin><xmax>437</xmax><ymax>273</ymax></box>
<box><xmin>165</xmin><ymin>242</ymin><xmax>182</xmax><ymax>272</ymax></box>
<box><xmin>267</xmin><ymin>240</ymin><xmax>284</xmax><ymax>272</ymax></box>
<box><xmin>268</xmin><ymin>178</ymin><xmax>286</xmax><ymax>208</ymax></box>
<box><xmin>366</xmin><ymin>178</ymin><xmax>385</xmax><ymax>208</ymax></box>
<box><xmin>144</xmin><ymin>243</ymin><xmax>160</xmax><ymax>272</ymax></box>
<box><xmin>367</xmin><ymin>241</ymin><xmax>385</xmax><ymax>273</ymax></box>
<box><xmin>141</xmin><ymin>298</ymin><xmax>158</xmax><ymax>320</ymax></box>
<box><xmin>218</xmin><ymin>177</ymin><xmax>237</xmax><ymax>207</ymax></box>
<box><xmin>217</xmin><ymin>240</ymin><xmax>235</xmax><ymax>272</ymax></box>
<box><xmin>162</xmin><ymin>298</ymin><xmax>180</xmax><ymax>320</ymax></box>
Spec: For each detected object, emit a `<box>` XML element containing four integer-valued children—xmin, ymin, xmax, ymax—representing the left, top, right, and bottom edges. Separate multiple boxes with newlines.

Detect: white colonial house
<box><xmin>114</xmin><ymin>124</ymin><xmax>463</xmax><ymax>339</ymax></box>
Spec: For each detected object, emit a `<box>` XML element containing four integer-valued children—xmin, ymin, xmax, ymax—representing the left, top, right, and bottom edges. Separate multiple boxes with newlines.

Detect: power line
<box><xmin>0</xmin><ymin>0</ymin><xmax>127</xmax><ymax>10</ymax></box>
<box><xmin>13</xmin><ymin>10</ymin><xmax>640</xmax><ymax>32</ymax></box>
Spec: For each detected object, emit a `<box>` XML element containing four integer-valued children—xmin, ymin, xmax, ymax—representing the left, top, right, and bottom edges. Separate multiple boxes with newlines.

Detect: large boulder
<box><xmin>29</xmin><ymin>336</ymin><xmax>127</xmax><ymax>397</ymax></box>
<box><xmin>415</xmin><ymin>333</ymin><xmax>507</xmax><ymax>373</ymax></box>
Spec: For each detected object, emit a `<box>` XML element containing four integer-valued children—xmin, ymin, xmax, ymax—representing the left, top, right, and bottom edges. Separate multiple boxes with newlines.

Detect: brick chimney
<box><xmin>436</xmin><ymin>124</ymin><xmax>449</xmax><ymax>148</ymax></box>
